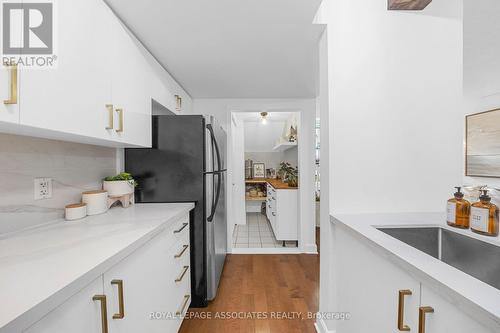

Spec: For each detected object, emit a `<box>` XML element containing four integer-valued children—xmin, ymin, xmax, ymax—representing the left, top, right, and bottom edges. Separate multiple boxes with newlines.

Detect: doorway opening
<box><xmin>230</xmin><ymin>111</ymin><xmax>300</xmax><ymax>252</ymax></box>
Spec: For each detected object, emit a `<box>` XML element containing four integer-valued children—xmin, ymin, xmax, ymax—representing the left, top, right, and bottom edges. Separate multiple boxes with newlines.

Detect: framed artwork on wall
<box><xmin>253</xmin><ymin>163</ymin><xmax>265</xmax><ymax>178</ymax></box>
<box><xmin>466</xmin><ymin>108</ymin><xmax>500</xmax><ymax>177</ymax></box>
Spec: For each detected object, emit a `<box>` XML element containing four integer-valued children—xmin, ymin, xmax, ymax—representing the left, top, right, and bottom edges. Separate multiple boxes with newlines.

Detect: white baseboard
<box><xmin>315</xmin><ymin>318</ymin><xmax>335</xmax><ymax>333</ymax></box>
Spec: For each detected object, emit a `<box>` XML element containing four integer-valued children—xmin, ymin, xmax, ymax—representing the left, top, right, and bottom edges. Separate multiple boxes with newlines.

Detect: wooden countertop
<box><xmin>245</xmin><ymin>178</ymin><xmax>298</xmax><ymax>190</ymax></box>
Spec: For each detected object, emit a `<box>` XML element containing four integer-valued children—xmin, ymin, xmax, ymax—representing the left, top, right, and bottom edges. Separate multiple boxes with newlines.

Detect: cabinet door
<box><xmin>420</xmin><ymin>285</ymin><xmax>495</xmax><ymax>333</ymax></box>
<box><xmin>336</xmin><ymin>225</ymin><xmax>421</xmax><ymax>333</ymax></box>
<box><xmin>19</xmin><ymin>0</ymin><xmax>113</xmax><ymax>141</ymax></box>
<box><xmin>24</xmin><ymin>277</ymin><xmax>104</xmax><ymax>333</ymax></box>
<box><xmin>109</xmin><ymin>19</ymin><xmax>152</xmax><ymax>147</ymax></box>
<box><xmin>0</xmin><ymin>3</ymin><xmax>20</xmax><ymax>124</ymax></box>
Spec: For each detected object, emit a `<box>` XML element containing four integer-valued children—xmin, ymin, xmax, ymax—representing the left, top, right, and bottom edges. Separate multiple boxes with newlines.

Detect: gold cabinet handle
<box><xmin>111</xmin><ymin>279</ymin><xmax>125</xmax><ymax>319</ymax></box>
<box><xmin>398</xmin><ymin>290</ymin><xmax>412</xmax><ymax>331</ymax></box>
<box><xmin>3</xmin><ymin>62</ymin><xmax>17</xmax><ymax>105</ymax></box>
<box><xmin>92</xmin><ymin>295</ymin><xmax>109</xmax><ymax>333</ymax></box>
<box><xmin>175</xmin><ymin>266</ymin><xmax>189</xmax><ymax>282</ymax></box>
<box><xmin>176</xmin><ymin>295</ymin><xmax>190</xmax><ymax>316</ymax></box>
<box><xmin>105</xmin><ymin>104</ymin><xmax>114</xmax><ymax>130</ymax></box>
<box><xmin>115</xmin><ymin>108</ymin><xmax>124</xmax><ymax>133</ymax></box>
<box><xmin>174</xmin><ymin>222</ymin><xmax>188</xmax><ymax>234</ymax></box>
<box><xmin>174</xmin><ymin>245</ymin><xmax>189</xmax><ymax>258</ymax></box>
<box><xmin>175</xmin><ymin>94</ymin><xmax>182</xmax><ymax>112</ymax></box>
<box><xmin>418</xmin><ymin>306</ymin><xmax>434</xmax><ymax>333</ymax></box>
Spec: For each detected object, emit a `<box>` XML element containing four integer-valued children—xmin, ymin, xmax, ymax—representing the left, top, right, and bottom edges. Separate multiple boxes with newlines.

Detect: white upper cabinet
<box><xmin>19</xmin><ymin>0</ymin><xmax>115</xmax><ymax>143</ymax></box>
<box><xmin>0</xmin><ymin>0</ymin><xmax>190</xmax><ymax>147</ymax></box>
<box><xmin>0</xmin><ymin>61</ymin><xmax>20</xmax><ymax>124</ymax></box>
<box><xmin>0</xmin><ymin>3</ymin><xmax>20</xmax><ymax>125</ymax></box>
<box><xmin>109</xmin><ymin>19</ymin><xmax>152</xmax><ymax>147</ymax></box>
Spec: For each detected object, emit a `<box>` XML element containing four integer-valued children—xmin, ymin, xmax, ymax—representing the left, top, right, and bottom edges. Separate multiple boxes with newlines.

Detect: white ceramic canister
<box><xmin>65</xmin><ymin>203</ymin><xmax>87</xmax><ymax>221</ymax></box>
<box><xmin>82</xmin><ymin>190</ymin><xmax>109</xmax><ymax>215</ymax></box>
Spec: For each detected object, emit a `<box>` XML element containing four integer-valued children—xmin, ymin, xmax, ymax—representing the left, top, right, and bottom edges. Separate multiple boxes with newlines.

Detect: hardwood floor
<box><xmin>179</xmin><ymin>228</ymin><xmax>320</xmax><ymax>333</ymax></box>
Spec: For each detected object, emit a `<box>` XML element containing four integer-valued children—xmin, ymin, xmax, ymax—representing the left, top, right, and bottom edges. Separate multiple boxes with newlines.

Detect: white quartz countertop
<box><xmin>331</xmin><ymin>212</ymin><xmax>500</xmax><ymax>330</ymax></box>
<box><xmin>0</xmin><ymin>203</ymin><xmax>194</xmax><ymax>332</ymax></box>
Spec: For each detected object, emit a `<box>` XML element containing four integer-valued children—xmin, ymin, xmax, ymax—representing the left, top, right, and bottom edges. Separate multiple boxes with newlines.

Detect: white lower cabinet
<box><xmin>335</xmin><ymin>224</ymin><xmax>498</xmax><ymax>333</ymax></box>
<box><xmin>336</xmin><ymin>225</ymin><xmax>420</xmax><ymax>333</ymax></box>
<box><xmin>266</xmin><ymin>184</ymin><xmax>298</xmax><ymax>242</ymax></box>
<box><xmin>23</xmin><ymin>216</ymin><xmax>191</xmax><ymax>333</ymax></box>
<box><xmin>420</xmin><ymin>285</ymin><xmax>493</xmax><ymax>333</ymax></box>
<box><xmin>23</xmin><ymin>277</ymin><xmax>104</xmax><ymax>333</ymax></box>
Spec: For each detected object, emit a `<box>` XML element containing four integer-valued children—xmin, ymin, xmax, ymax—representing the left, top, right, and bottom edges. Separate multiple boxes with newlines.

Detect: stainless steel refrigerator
<box><xmin>125</xmin><ymin>115</ymin><xmax>227</xmax><ymax>307</ymax></box>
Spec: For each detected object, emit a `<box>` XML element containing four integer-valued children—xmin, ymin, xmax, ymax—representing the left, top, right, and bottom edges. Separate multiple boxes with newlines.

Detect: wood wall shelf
<box><xmin>388</xmin><ymin>0</ymin><xmax>432</xmax><ymax>10</ymax></box>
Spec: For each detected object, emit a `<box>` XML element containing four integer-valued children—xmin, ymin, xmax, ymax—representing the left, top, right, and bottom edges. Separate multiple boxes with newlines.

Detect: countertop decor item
<box><xmin>64</xmin><ymin>203</ymin><xmax>87</xmax><ymax>221</ymax></box>
<box><xmin>253</xmin><ymin>163</ymin><xmax>265</xmax><ymax>178</ymax></box>
<box><xmin>278</xmin><ymin>162</ymin><xmax>298</xmax><ymax>187</ymax></box>
<box><xmin>82</xmin><ymin>190</ymin><xmax>108</xmax><ymax>215</ymax></box>
<box><xmin>103</xmin><ymin>172</ymin><xmax>136</xmax><ymax>208</ymax></box>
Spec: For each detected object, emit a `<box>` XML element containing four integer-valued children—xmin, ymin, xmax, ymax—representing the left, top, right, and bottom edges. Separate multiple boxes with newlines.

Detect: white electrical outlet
<box><xmin>34</xmin><ymin>178</ymin><xmax>53</xmax><ymax>200</ymax></box>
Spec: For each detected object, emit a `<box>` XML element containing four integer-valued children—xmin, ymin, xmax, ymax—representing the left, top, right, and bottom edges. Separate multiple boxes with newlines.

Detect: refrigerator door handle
<box><xmin>207</xmin><ymin>172</ymin><xmax>222</xmax><ymax>222</ymax></box>
<box><xmin>206</xmin><ymin>124</ymin><xmax>222</xmax><ymax>172</ymax></box>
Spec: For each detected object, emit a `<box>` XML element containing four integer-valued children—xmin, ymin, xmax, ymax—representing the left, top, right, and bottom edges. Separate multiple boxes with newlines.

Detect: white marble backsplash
<box><xmin>0</xmin><ymin>133</ymin><xmax>116</xmax><ymax>235</ymax></box>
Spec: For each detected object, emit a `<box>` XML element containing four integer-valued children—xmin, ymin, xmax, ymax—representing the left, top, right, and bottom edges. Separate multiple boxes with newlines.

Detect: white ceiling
<box><xmin>105</xmin><ymin>0</ymin><xmax>324</xmax><ymax>98</ymax></box>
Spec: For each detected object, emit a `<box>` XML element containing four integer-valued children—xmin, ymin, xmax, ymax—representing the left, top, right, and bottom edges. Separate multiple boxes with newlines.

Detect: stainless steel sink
<box><xmin>377</xmin><ymin>227</ymin><xmax>500</xmax><ymax>291</ymax></box>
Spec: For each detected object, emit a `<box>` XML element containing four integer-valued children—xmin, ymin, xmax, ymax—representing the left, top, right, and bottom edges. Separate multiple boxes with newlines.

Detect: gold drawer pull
<box><xmin>176</xmin><ymin>295</ymin><xmax>190</xmax><ymax>316</ymax></box>
<box><xmin>3</xmin><ymin>62</ymin><xmax>17</xmax><ymax>105</ymax></box>
<box><xmin>105</xmin><ymin>104</ymin><xmax>114</xmax><ymax>129</ymax></box>
<box><xmin>418</xmin><ymin>306</ymin><xmax>434</xmax><ymax>333</ymax></box>
<box><xmin>111</xmin><ymin>279</ymin><xmax>125</xmax><ymax>319</ymax></box>
<box><xmin>92</xmin><ymin>295</ymin><xmax>108</xmax><ymax>333</ymax></box>
<box><xmin>175</xmin><ymin>266</ymin><xmax>189</xmax><ymax>282</ymax></box>
<box><xmin>174</xmin><ymin>222</ymin><xmax>188</xmax><ymax>234</ymax></box>
<box><xmin>398</xmin><ymin>290</ymin><xmax>412</xmax><ymax>331</ymax></box>
<box><xmin>115</xmin><ymin>108</ymin><xmax>124</xmax><ymax>133</ymax></box>
<box><xmin>174</xmin><ymin>245</ymin><xmax>189</xmax><ymax>258</ymax></box>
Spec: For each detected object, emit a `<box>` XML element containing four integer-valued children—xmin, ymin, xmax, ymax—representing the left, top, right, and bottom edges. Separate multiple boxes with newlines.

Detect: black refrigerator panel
<box><xmin>124</xmin><ymin>115</ymin><xmax>208</xmax><ymax>307</ymax></box>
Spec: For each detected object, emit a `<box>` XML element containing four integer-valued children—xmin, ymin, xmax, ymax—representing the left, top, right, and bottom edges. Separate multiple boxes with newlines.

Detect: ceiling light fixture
<box><xmin>260</xmin><ymin>112</ymin><xmax>268</xmax><ymax>125</ymax></box>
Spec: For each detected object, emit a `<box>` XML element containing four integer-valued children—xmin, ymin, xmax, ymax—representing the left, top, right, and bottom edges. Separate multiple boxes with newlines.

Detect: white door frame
<box><xmin>225</xmin><ymin>101</ymin><xmax>317</xmax><ymax>254</ymax></box>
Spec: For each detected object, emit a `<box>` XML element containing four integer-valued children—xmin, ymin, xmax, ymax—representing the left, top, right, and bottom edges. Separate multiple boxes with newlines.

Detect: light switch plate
<box><xmin>34</xmin><ymin>178</ymin><xmax>52</xmax><ymax>200</ymax></box>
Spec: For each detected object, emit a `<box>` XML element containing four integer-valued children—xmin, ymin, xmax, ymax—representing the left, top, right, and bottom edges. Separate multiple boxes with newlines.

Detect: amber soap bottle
<box><xmin>447</xmin><ymin>187</ymin><xmax>470</xmax><ymax>229</ymax></box>
<box><xmin>470</xmin><ymin>190</ymin><xmax>499</xmax><ymax>237</ymax></box>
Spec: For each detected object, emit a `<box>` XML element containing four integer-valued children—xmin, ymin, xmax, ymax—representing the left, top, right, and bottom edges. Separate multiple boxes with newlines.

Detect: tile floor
<box><xmin>232</xmin><ymin>212</ymin><xmax>298</xmax><ymax>248</ymax></box>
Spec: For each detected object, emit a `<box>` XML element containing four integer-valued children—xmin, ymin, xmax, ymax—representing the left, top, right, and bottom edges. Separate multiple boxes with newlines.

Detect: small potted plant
<box><xmin>103</xmin><ymin>172</ymin><xmax>137</xmax><ymax>197</ymax></box>
<box><xmin>278</xmin><ymin>162</ymin><xmax>299</xmax><ymax>187</ymax></box>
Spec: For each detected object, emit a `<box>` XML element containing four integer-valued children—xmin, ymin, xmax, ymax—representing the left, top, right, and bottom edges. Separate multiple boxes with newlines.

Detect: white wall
<box><xmin>283</xmin><ymin>146</ymin><xmax>298</xmax><ymax>168</ymax></box>
<box><xmin>190</xmin><ymin>98</ymin><xmax>317</xmax><ymax>253</ymax></box>
<box><xmin>244</xmin><ymin>121</ymin><xmax>285</xmax><ymax>152</ymax></box>
<box><xmin>463</xmin><ymin>0</ymin><xmax>500</xmax><ymax>188</ymax></box>
<box><xmin>318</xmin><ymin>0</ymin><xmax>464</xmax><ymax>330</ymax></box>
<box><xmin>328</xmin><ymin>0</ymin><xmax>463</xmax><ymax>215</ymax></box>
<box><xmin>0</xmin><ymin>133</ymin><xmax>116</xmax><ymax>235</ymax></box>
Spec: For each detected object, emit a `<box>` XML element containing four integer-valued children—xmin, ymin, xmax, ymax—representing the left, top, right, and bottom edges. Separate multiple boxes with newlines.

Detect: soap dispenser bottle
<box><xmin>471</xmin><ymin>190</ymin><xmax>499</xmax><ymax>237</ymax></box>
<box><xmin>447</xmin><ymin>187</ymin><xmax>471</xmax><ymax>229</ymax></box>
